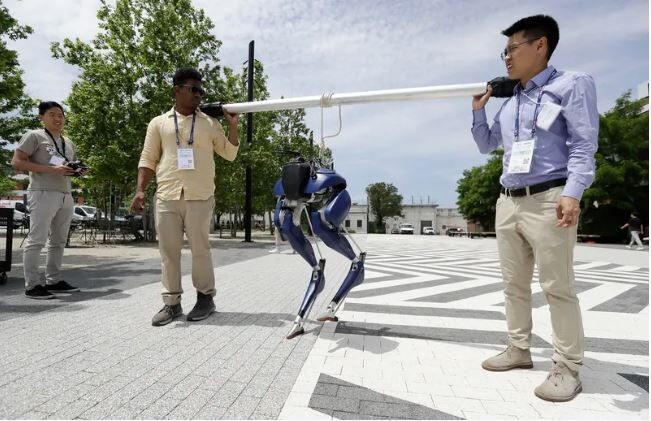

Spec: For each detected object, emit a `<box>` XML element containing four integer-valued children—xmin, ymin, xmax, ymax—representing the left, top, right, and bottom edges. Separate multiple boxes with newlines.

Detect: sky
<box><xmin>4</xmin><ymin>0</ymin><xmax>649</xmax><ymax>206</ymax></box>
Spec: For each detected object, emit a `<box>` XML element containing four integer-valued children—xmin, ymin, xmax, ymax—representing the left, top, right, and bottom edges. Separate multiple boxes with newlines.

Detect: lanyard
<box><xmin>44</xmin><ymin>128</ymin><xmax>67</xmax><ymax>161</ymax></box>
<box><xmin>173</xmin><ymin>109</ymin><xmax>197</xmax><ymax>146</ymax></box>
<box><xmin>514</xmin><ymin>69</ymin><xmax>557</xmax><ymax>141</ymax></box>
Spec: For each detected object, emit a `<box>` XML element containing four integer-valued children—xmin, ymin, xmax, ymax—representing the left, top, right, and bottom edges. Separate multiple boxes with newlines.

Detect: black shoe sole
<box><xmin>25</xmin><ymin>294</ymin><xmax>56</xmax><ymax>300</ymax></box>
<box><xmin>152</xmin><ymin>312</ymin><xmax>183</xmax><ymax>327</ymax></box>
<box><xmin>186</xmin><ymin>309</ymin><xmax>215</xmax><ymax>322</ymax></box>
<box><xmin>46</xmin><ymin>288</ymin><xmax>81</xmax><ymax>293</ymax></box>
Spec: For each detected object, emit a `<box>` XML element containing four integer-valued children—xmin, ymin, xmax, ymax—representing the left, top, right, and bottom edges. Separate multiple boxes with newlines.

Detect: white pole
<box><xmin>220</xmin><ymin>82</ymin><xmax>487</xmax><ymax>114</ymax></box>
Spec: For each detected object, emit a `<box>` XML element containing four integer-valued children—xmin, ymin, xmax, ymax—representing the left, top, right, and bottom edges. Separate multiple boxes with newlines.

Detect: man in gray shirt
<box><xmin>12</xmin><ymin>101</ymin><xmax>85</xmax><ymax>299</ymax></box>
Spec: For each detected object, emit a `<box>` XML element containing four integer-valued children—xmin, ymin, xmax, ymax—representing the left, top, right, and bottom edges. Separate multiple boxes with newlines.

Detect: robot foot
<box><xmin>316</xmin><ymin>302</ymin><xmax>339</xmax><ymax>322</ymax></box>
<box><xmin>286</xmin><ymin>322</ymin><xmax>305</xmax><ymax>340</ymax></box>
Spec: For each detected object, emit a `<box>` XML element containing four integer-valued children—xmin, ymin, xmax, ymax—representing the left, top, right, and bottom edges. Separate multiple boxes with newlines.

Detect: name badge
<box><xmin>536</xmin><ymin>102</ymin><xmax>562</xmax><ymax>131</ymax></box>
<box><xmin>507</xmin><ymin>138</ymin><xmax>535</xmax><ymax>174</ymax></box>
<box><xmin>49</xmin><ymin>155</ymin><xmax>65</xmax><ymax>166</ymax></box>
<box><xmin>177</xmin><ymin>148</ymin><xmax>195</xmax><ymax>170</ymax></box>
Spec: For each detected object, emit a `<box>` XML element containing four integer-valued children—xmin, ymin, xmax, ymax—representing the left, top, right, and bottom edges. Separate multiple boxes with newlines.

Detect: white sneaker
<box><xmin>268</xmin><ymin>248</ymin><xmax>279</xmax><ymax>253</ymax></box>
<box><xmin>637</xmin><ymin>247</ymin><xmax>645</xmax><ymax>250</ymax></box>
<box><xmin>625</xmin><ymin>245</ymin><xmax>632</xmax><ymax>249</ymax></box>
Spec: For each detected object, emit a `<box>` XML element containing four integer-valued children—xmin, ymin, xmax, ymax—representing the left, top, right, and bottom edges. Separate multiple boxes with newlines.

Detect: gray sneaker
<box><xmin>152</xmin><ymin>304</ymin><xmax>183</xmax><ymax>326</ymax></box>
<box><xmin>187</xmin><ymin>292</ymin><xmax>216</xmax><ymax>322</ymax></box>
<box><xmin>482</xmin><ymin>345</ymin><xmax>533</xmax><ymax>371</ymax></box>
<box><xmin>534</xmin><ymin>361</ymin><xmax>582</xmax><ymax>402</ymax></box>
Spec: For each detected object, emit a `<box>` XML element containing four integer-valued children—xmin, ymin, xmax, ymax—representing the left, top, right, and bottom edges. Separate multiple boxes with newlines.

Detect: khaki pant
<box><xmin>156</xmin><ymin>195</ymin><xmax>216</xmax><ymax>305</ymax></box>
<box><xmin>23</xmin><ymin>191</ymin><xmax>74</xmax><ymax>289</ymax></box>
<box><xmin>495</xmin><ymin>186</ymin><xmax>584</xmax><ymax>372</ymax></box>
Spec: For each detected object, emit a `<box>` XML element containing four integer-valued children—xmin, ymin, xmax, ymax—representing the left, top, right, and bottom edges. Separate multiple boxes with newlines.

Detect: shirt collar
<box><xmin>166</xmin><ymin>106</ymin><xmax>208</xmax><ymax>119</ymax></box>
<box><xmin>516</xmin><ymin>65</ymin><xmax>556</xmax><ymax>93</ymax></box>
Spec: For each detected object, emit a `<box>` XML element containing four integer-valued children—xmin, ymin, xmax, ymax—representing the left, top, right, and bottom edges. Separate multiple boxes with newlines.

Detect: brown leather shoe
<box><xmin>482</xmin><ymin>345</ymin><xmax>533</xmax><ymax>371</ymax></box>
<box><xmin>534</xmin><ymin>361</ymin><xmax>582</xmax><ymax>402</ymax></box>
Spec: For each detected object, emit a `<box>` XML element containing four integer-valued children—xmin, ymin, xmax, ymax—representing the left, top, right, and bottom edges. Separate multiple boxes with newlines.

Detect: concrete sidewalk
<box><xmin>0</xmin><ymin>235</ymin><xmax>647</xmax><ymax>419</ymax></box>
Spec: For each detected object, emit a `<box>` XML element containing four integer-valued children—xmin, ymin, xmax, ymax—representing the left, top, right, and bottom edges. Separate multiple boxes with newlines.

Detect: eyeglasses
<box><xmin>500</xmin><ymin>37</ymin><xmax>541</xmax><ymax>61</ymax></box>
<box><xmin>179</xmin><ymin>84</ymin><xmax>205</xmax><ymax>96</ymax></box>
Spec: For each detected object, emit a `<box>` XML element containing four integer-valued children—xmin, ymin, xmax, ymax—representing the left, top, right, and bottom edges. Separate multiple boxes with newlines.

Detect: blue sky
<box><xmin>5</xmin><ymin>0</ymin><xmax>649</xmax><ymax>206</ymax></box>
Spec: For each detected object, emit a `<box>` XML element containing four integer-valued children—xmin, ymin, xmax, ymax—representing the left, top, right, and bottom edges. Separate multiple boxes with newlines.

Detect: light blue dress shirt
<box><xmin>471</xmin><ymin>65</ymin><xmax>599</xmax><ymax>200</ymax></box>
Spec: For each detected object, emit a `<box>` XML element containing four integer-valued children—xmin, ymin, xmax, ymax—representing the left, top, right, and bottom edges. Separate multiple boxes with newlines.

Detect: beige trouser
<box><xmin>495</xmin><ymin>186</ymin><xmax>584</xmax><ymax>372</ymax></box>
<box><xmin>23</xmin><ymin>190</ymin><xmax>74</xmax><ymax>289</ymax></box>
<box><xmin>156</xmin><ymin>195</ymin><xmax>216</xmax><ymax>305</ymax></box>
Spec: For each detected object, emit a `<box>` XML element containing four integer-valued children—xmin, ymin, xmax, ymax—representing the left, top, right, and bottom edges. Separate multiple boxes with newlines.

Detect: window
<box><xmin>75</xmin><ymin>207</ymin><xmax>86</xmax><ymax>216</ymax></box>
<box><xmin>345</xmin><ymin>220</ymin><xmax>350</xmax><ymax>228</ymax></box>
<box><xmin>357</xmin><ymin>220</ymin><xmax>362</xmax><ymax>228</ymax></box>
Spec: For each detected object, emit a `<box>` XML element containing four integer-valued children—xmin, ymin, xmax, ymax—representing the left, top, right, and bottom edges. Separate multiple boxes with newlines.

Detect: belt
<box><xmin>501</xmin><ymin>178</ymin><xmax>566</xmax><ymax>197</ymax></box>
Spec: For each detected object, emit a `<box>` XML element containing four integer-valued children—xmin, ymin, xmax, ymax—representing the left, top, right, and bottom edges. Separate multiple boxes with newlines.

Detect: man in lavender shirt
<box><xmin>471</xmin><ymin>15</ymin><xmax>598</xmax><ymax>402</ymax></box>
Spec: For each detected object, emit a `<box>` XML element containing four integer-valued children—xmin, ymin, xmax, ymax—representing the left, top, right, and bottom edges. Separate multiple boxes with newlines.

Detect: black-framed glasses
<box><xmin>500</xmin><ymin>37</ymin><xmax>541</xmax><ymax>61</ymax></box>
<box><xmin>179</xmin><ymin>84</ymin><xmax>206</xmax><ymax>96</ymax></box>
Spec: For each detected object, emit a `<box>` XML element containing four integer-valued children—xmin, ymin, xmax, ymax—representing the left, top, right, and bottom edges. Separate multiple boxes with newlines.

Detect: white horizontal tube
<box><xmin>221</xmin><ymin>82</ymin><xmax>488</xmax><ymax>114</ymax></box>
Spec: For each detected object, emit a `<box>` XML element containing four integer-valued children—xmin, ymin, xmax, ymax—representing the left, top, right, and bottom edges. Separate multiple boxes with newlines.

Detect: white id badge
<box><xmin>507</xmin><ymin>138</ymin><xmax>535</xmax><ymax>174</ymax></box>
<box><xmin>177</xmin><ymin>148</ymin><xmax>195</xmax><ymax>170</ymax></box>
<box><xmin>49</xmin><ymin>155</ymin><xmax>65</xmax><ymax>166</ymax></box>
<box><xmin>536</xmin><ymin>102</ymin><xmax>562</xmax><ymax>131</ymax></box>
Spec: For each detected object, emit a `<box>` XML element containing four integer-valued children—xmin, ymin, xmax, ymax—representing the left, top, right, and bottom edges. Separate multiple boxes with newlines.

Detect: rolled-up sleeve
<box><xmin>561</xmin><ymin>75</ymin><xmax>599</xmax><ymax>200</ymax></box>
<box><xmin>212</xmin><ymin>120</ymin><xmax>239</xmax><ymax>162</ymax></box>
<box><xmin>138</xmin><ymin>118</ymin><xmax>161</xmax><ymax>171</ymax></box>
<box><xmin>471</xmin><ymin>107</ymin><xmax>503</xmax><ymax>154</ymax></box>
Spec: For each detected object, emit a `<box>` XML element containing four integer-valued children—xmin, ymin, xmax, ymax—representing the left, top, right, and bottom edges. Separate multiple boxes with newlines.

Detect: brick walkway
<box><xmin>0</xmin><ymin>235</ymin><xmax>647</xmax><ymax>419</ymax></box>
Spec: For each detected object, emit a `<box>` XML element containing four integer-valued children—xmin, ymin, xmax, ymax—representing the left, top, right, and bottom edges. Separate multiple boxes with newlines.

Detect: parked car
<box><xmin>446</xmin><ymin>227</ymin><xmax>466</xmax><ymax>237</ymax></box>
<box><xmin>0</xmin><ymin>200</ymin><xmax>28</xmax><ymax>228</ymax></box>
<box><xmin>423</xmin><ymin>226</ymin><xmax>436</xmax><ymax>235</ymax></box>
<box><xmin>399</xmin><ymin>223</ymin><xmax>414</xmax><ymax>234</ymax></box>
<box><xmin>390</xmin><ymin>227</ymin><xmax>400</xmax><ymax>234</ymax></box>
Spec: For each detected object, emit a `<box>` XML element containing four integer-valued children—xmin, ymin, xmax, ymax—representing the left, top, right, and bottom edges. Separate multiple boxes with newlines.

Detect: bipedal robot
<box><xmin>201</xmin><ymin>76</ymin><xmax>517</xmax><ymax>340</ymax></box>
<box><xmin>272</xmin><ymin>155</ymin><xmax>365</xmax><ymax>340</ymax></box>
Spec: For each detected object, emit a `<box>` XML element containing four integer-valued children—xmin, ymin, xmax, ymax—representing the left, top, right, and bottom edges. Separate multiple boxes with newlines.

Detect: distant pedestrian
<box><xmin>620</xmin><ymin>213</ymin><xmax>645</xmax><ymax>250</ymax></box>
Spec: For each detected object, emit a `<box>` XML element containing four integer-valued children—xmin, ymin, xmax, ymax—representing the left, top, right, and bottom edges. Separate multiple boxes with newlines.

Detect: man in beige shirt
<box><xmin>131</xmin><ymin>68</ymin><xmax>239</xmax><ymax>326</ymax></box>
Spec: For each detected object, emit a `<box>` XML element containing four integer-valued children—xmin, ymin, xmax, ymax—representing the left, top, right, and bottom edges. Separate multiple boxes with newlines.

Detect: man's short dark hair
<box><xmin>502</xmin><ymin>15</ymin><xmax>559</xmax><ymax>60</ymax></box>
<box><xmin>38</xmin><ymin>101</ymin><xmax>64</xmax><ymax>115</ymax></box>
<box><xmin>173</xmin><ymin>68</ymin><xmax>202</xmax><ymax>86</ymax></box>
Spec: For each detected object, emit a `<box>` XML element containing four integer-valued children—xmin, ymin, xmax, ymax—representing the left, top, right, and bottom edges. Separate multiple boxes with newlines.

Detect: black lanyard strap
<box><xmin>44</xmin><ymin>128</ymin><xmax>67</xmax><ymax>161</ymax></box>
<box><xmin>173</xmin><ymin>109</ymin><xmax>197</xmax><ymax>146</ymax></box>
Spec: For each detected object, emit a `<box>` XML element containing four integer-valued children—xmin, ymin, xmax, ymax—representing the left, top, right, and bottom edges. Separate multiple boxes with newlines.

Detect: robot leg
<box><xmin>308</xmin><ymin>204</ymin><xmax>366</xmax><ymax>322</ymax></box>
<box><xmin>276</xmin><ymin>206</ymin><xmax>326</xmax><ymax>339</ymax></box>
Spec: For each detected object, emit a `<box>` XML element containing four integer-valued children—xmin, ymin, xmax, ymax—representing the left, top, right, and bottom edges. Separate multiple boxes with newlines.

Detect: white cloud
<box><xmin>4</xmin><ymin>0</ymin><xmax>648</xmax><ymax>204</ymax></box>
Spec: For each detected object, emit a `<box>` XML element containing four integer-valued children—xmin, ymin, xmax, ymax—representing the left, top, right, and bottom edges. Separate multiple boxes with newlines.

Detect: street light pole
<box><xmin>244</xmin><ymin>40</ymin><xmax>254</xmax><ymax>242</ymax></box>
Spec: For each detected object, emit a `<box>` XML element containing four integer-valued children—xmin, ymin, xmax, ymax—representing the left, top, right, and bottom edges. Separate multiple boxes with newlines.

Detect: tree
<box><xmin>581</xmin><ymin>92</ymin><xmax>648</xmax><ymax>241</ymax></box>
<box><xmin>456</xmin><ymin>91</ymin><xmax>649</xmax><ymax>240</ymax></box>
<box><xmin>366</xmin><ymin>182</ymin><xmax>403</xmax><ymax>233</ymax></box>
<box><xmin>51</xmin><ymin>0</ymin><xmax>226</xmax><ymax>213</ymax></box>
<box><xmin>0</xmin><ymin>1</ymin><xmax>38</xmax><ymax>195</ymax></box>
<box><xmin>456</xmin><ymin>150</ymin><xmax>503</xmax><ymax>231</ymax></box>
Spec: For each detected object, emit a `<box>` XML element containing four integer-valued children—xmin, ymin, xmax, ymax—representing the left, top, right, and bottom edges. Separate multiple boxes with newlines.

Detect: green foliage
<box><xmin>581</xmin><ymin>92</ymin><xmax>648</xmax><ymax>240</ymax></box>
<box><xmin>0</xmin><ymin>0</ymin><xmax>38</xmax><ymax>190</ymax></box>
<box><xmin>52</xmin><ymin>0</ymin><xmax>317</xmax><ymax>225</ymax></box>
<box><xmin>456</xmin><ymin>150</ymin><xmax>503</xmax><ymax>231</ymax></box>
<box><xmin>51</xmin><ymin>0</ymin><xmax>225</xmax><ymax>206</ymax></box>
<box><xmin>0</xmin><ymin>1</ymin><xmax>38</xmax><ymax>144</ymax></box>
<box><xmin>456</xmin><ymin>91</ymin><xmax>649</xmax><ymax>241</ymax></box>
<box><xmin>366</xmin><ymin>182</ymin><xmax>403</xmax><ymax>233</ymax></box>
